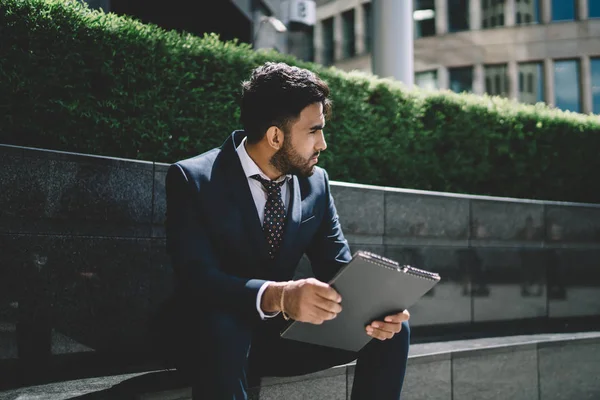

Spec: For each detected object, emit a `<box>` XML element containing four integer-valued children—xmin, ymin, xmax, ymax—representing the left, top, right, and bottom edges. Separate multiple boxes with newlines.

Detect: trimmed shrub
<box><xmin>1</xmin><ymin>0</ymin><xmax>599</xmax><ymax>202</ymax></box>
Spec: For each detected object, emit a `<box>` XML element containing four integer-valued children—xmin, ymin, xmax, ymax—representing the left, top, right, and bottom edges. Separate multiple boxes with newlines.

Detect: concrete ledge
<box><xmin>2</xmin><ymin>331</ymin><xmax>599</xmax><ymax>400</ymax></box>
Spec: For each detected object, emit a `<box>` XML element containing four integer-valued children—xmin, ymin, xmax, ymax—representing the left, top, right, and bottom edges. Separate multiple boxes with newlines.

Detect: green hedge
<box><xmin>1</xmin><ymin>0</ymin><xmax>599</xmax><ymax>203</ymax></box>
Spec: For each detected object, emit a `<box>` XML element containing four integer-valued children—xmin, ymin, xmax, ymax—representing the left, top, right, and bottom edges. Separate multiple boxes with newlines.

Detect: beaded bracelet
<box><xmin>280</xmin><ymin>285</ymin><xmax>290</xmax><ymax>321</ymax></box>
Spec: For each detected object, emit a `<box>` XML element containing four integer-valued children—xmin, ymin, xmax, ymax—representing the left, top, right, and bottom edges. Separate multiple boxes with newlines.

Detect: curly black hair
<box><xmin>240</xmin><ymin>62</ymin><xmax>331</xmax><ymax>144</ymax></box>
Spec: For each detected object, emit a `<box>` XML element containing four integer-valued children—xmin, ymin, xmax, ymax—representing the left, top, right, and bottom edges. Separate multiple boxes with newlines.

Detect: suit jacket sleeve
<box><xmin>305</xmin><ymin>169</ymin><xmax>352</xmax><ymax>283</ymax></box>
<box><xmin>165</xmin><ymin>162</ymin><xmax>267</xmax><ymax>323</ymax></box>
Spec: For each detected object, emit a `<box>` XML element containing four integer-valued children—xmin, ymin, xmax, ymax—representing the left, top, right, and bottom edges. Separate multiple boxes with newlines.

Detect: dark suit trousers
<box><xmin>176</xmin><ymin>312</ymin><xmax>410</xmax><ymax>400</ymax></box>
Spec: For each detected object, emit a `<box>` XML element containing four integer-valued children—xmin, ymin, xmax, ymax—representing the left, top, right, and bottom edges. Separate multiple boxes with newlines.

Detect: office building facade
<box><xmin>315</xmin><ymin>0</ymin><xmax>600</xmax><ymax>114</ymax></box>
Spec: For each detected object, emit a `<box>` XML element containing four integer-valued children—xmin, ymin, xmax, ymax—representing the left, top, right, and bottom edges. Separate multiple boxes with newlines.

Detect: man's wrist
<box><xmin>261</xmin><ymin>281</ymin><xmax>286</xmax><ymax>313</ymax></box>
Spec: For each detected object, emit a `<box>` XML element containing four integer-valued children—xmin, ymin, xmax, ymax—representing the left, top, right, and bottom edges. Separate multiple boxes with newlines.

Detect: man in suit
<box><xmin>163</xmin><ymin>61</ymin><xmax>411</xmax><ymax>399</ymax></box>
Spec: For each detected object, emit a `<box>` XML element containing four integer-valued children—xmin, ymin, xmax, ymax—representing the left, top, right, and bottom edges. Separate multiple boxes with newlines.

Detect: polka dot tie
<box><xmin>251</xmin><ymin>174</ymin><xmax>287</xmax><ymax>260</ymax></box>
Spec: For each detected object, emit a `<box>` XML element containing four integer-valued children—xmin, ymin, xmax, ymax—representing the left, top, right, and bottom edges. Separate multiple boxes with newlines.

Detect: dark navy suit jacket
<box><xmin>164</xmin><ymin>130</ymin><xmax>352</xmax><ymax>326</ymax></box>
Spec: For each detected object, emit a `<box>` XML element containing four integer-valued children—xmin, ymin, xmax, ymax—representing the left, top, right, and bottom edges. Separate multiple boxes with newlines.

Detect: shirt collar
<box><xmin>236</xmin><ymin>136</ymin><xmax>291</xmax><ymax>183</ymax></box>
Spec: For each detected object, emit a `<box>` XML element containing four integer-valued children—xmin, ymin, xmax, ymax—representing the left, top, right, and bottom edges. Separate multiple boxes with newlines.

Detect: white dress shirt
<box><xmin>236</xmin><ymin>137</ymin><xmax>291</xmax><ymax>319</ymax></box>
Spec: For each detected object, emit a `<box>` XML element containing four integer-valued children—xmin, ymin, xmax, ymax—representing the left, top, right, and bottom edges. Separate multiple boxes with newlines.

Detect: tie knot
<box><xmin>251</xmin><ymin>174</ymin><xmax>285</xmax><ymax>195</ymax></box>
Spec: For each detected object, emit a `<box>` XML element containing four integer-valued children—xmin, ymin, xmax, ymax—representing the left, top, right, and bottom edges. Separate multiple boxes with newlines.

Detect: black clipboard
<box><xmin>280</xmin><ymin>250</ymin><xmax>440</xmax><ymax>352</ymax></box>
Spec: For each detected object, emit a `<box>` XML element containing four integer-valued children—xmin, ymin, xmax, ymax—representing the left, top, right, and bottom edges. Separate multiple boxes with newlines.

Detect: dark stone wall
<box><xmin>1</xmin><ymin>143</ymin><xmax>599</xmax><ymax>387</ymax></box>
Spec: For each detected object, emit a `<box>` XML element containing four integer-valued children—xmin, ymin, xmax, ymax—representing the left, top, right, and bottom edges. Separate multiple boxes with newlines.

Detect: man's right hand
<box><xmin>262</xmin><ymin>278</ymin><xmax>342</xmax><ymax>325</ymax></box>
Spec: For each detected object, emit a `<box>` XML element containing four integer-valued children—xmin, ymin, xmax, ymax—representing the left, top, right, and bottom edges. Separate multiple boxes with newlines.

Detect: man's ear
<box><xmin>265</xmin><ymin>126</ymin><xmax>284</xmax><ymax>150</ymax></box>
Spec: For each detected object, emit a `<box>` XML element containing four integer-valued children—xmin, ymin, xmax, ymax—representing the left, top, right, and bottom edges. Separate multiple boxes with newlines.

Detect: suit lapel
<box><xmin>222</xmin><ymin>132</ymin><xmax>271</xmax><ymax>262</ymax></box>
<box><xmin>274</xmin><ymin>175</ymin><xmax>302</xmax><ymax>269</ymax></box>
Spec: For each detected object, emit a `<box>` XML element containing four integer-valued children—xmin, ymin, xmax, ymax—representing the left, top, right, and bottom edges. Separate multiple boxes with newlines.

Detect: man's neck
<box><xmin>245</xmin><ymin>140</ymin><xmax>282</xmax><ymax>181</ymax></box>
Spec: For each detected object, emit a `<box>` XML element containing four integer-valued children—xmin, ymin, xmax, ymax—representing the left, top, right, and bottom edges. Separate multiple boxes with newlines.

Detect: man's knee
<box><xmin>394</xmin><ymin>321</ymin><xmax>410</xmax><ymax>349</ymax></box>
<box><xmin>174</xmin><ymin>312</ymin><xmax>252</xmax><ymax>378</ymax></box>
<box><xmin>399</xmin><ymin>320</ymin><xmax>410</xmax><ymax>342</ymax></box>
<box><xmin>382</xmin><ymin>320</ymin><xmax>410</xmax><ymax>356</ymax></box>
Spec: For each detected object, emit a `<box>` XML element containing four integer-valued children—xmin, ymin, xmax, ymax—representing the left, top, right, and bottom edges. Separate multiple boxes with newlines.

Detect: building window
<box><xmin>415</xmin><ymin>70</ymin><xmax>439</xmax><ymax>90</ymax></box>
<box><xmin>515</xmin><ymin>0</ymin><xmax>539</xmax><ymax>24</ymax></box>
<box><xmin>306</xmin><ymin>26</ymin><xmax>315</xmax><ymax>62</ymax></box>
<box><xmin>591</xmin><ymin>58</ymin><xmax>600</xmax><ymax>114</ymax></box>
<box><xmin>322</xmin><ymin>17</ymin><xmax>334</xmax><ymax>66</ymax></box>
<box><xmin>448</xmin><ymin>0</ymin><xmax>469</xmax><ymax>32</ymax></box>
<box><xmin>482</xmin><ymin>0</ymin><xmax>506</xmax><ymax>28</ymax></box>
<box><xmin>342</xmin><ymin>9</ymin><xmax>355</xmax><ymax>59</ymax></box>
<box><xmin>363</xmin><ymin>3</ymin><xmax>372</xmax><ymax>53</ymax></box>
<box><xmin>414</xmin><ymin>0</ymin><xmax>436</xmax><ymax>38</ymax></box>
<box><xmin>552</xmin><ymin>0</ymin><xmax>575</xmax><ymax>21</ymax></box>
<box><xmin>484</xmin><ymin>64</ymin><xmax>509</xmax><ymax>97</ymax></box>
<box><xmin>518</xmin><ymin>62</ymin><xmax>544</xmax><ymax>104</ymax></box>
<box><xmin>554</xmin><ymin>59</ymin><xmax>580</xmax><ymax>112</ymax></box>
<box><xmin>590</xmin><ymin>0</ymin><xmax>600</xmax><ymax>18</ymax></box>
<box><xmin>449</xmin><ymin>66</ymin><xmax>473</xmax><ymax>93</ymax></box>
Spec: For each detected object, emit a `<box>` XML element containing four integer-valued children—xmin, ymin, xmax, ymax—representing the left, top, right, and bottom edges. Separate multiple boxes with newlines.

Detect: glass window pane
<box><xmin>448</xmin><ymin>0</ymin><xmax>470</xmax><ymax>32</ymax></box>
<box><xmin>484</xmin><ymin>64</ymin><xmax>509</xmax><ymax>97</ymax></box>
<box><xmin>363</xmin><ymin>3</ymin><xmax>372</xmax><ymax>52</ymax></box>
<box><xmin>342</xmin><ymin>9</ymin><xmax>355</xmax><ymax>59</ymax></box>
<box><xmin>414</xmin><ymin>0</ymin><xmax>436</xmax><ymax>38</ymax></box>
<box><xmin>306</xmin><ymin>26</ymin><xmax>315</xmax><ymax>62</ymax></box>
<box><xmin>519</xmin><ymin>72</ymin><xmax>524</xmax><ymax>92</ymax></box>
<box><xmin>518</xmin><ymin>62</ymin><xmax>544</xmax><ymax>104</ymax></box>
<box><xmin>449</xmin><ymin>66</ymin><xmax>473</xmax><ymax>93</ymax></box>
<box><xmin>591</xmin><ymin>58</ymin><xmax>600</xmax><ymax>114</ymax></box>
<box><xmin>415</xmin><ymin>70</ymin><xmax>439</xmax><ymax>90</ymax></box>
<box><xmin>590</xmin><ymin>0</ymin><xmax>600</xmax><ymax>18</ymax></box>
<box><xmin>322</xmin><ymin>18</ymin><xmax>334</xmax><ymax>66</ymax></box>
<box><xmin>554</xmin><ymin>59</ymin><xmax>580</xmax><ymax>112</ymax></box>
<box><xmin>516</xmin><ymin>0</ymin><xmax>539</xmax><ymax>24</ymax></box>
<box><xmin>552</xmin><ymin>0</ymin><xmax>575</xmax><ymax>21</ymax></box>
<box><xmin>481</xmin><ymin>0</ymin><xmax>506</xmax><ymax>28</ymax></box>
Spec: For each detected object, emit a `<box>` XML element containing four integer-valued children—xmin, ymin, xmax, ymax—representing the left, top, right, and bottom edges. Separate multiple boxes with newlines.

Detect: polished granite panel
<box><xmin>148</xmin><ymin>238</ymin><xmax>177</xmax><ymax>312</ymax></box>
<box><xmin>330</xmin><ymin>185</ymin><xmax>385</xmax><ymax>236</ymax></box>
<box><xmin>452</xmin><ymin>347</ymin><xmax>538</xmax><ymax>400</ymax></box>
<box><xmin>402</xmin><ymin>358</ymin><xmax>451</xmax><ymax>400</ymax></box>
<box><xmin>258</xmin><ymin>375</ymin><xmax>347</xmax><ymax>400</ymax></box>
<box><xmin>548</xmin><ymin>249</ymin><xmax>600</xmax><ymax>318</ymax></box>
<box><xmin>0</xmin><ymin>234</ymin><xmax>163</xmax><ymax>360</ymax></box>
<box><xmin>259</xmin><ymin>365</ymin><xmax>348</xmax><ymax>388</ymax></box>
<box><xmin>384</xmin><ymin>192</ymin><xmax>470</xmax><ymax>240</ymax></box>
<box><xmin>344</xmin><ymin>233</ymin><xmax>384</xmax><ymax>246</ymax></box>
<box><xmin>0</xmin><ymin>144</ymin><xmax>24</xmax><ymax>156</ymax></box>
<box><xmin>0</xmin><ymin>323</ymin><xmax>18</xmax><ymax>360</ymax></box>
<box><xmin>545</xmin><ymin>205</ymin><xmax>600</xmax><ymax>243</ymax></box>
<box><xmin>16</xmin><ymin>144</ymin><xmax>154</xmax><ymax>169</ymax></box>
<box><xmin>345</xmin><ymin>365</ymin><xmax>354</xmax><ymax>399</ymax></box>
<box><xmin>0</xmin><ymin>371</ymin><xmax>151</xmax><ymax>400</ymax></box>
<box><xmin>410</xmin><ymin>332</ymin><xmax>600</xmax><ymax>356</ymax></box>
<box><xmin>539</xmin><ymin>341</ymin><xmax>600</xmax><ymax>400</ymax></box>
<box><xmin>385</xmin><ymin>246</ymin><xmax>471</xmax><ymax>326</ymax></box>
<box><xmin>1</xmin><ymin>149</ymin><xmax>154</xmax><ymax>237</ymax></box>
<box><xmin>472</xmin><ymin>248</ymin><xmax>547</xmax><ymax>322</ymax></box>
<box><xmin>0</xmin><ymin>151</ymin><xmax>53</xmax><ymax>233</ymax></box>
<box><xmin>0</xmin><ymin>234</ymin><xmax>20</xmax><ymax>336</ymax></box>
<box><xmin>470</xmin><ymin>200</ymin><xmax>544</xmax><ymax>242</ymax></box>
<box><xmin>152</xmin><ymin>163</ymin><xmax>169</xmax><ymax>238</ymax></box>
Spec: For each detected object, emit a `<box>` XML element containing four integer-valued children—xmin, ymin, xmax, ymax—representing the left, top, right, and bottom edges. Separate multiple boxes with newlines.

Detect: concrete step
<box><xmin>2</xmin><ymin>331</ymin><xmax>599</xmax><ymax>400</ymax></box>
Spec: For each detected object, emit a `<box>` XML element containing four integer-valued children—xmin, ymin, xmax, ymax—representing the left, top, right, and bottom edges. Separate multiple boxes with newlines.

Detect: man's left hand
<box><xmin>365</xmin><ymin>310</ymin><xmax>410</xmax><ymax>341</ymax></box>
